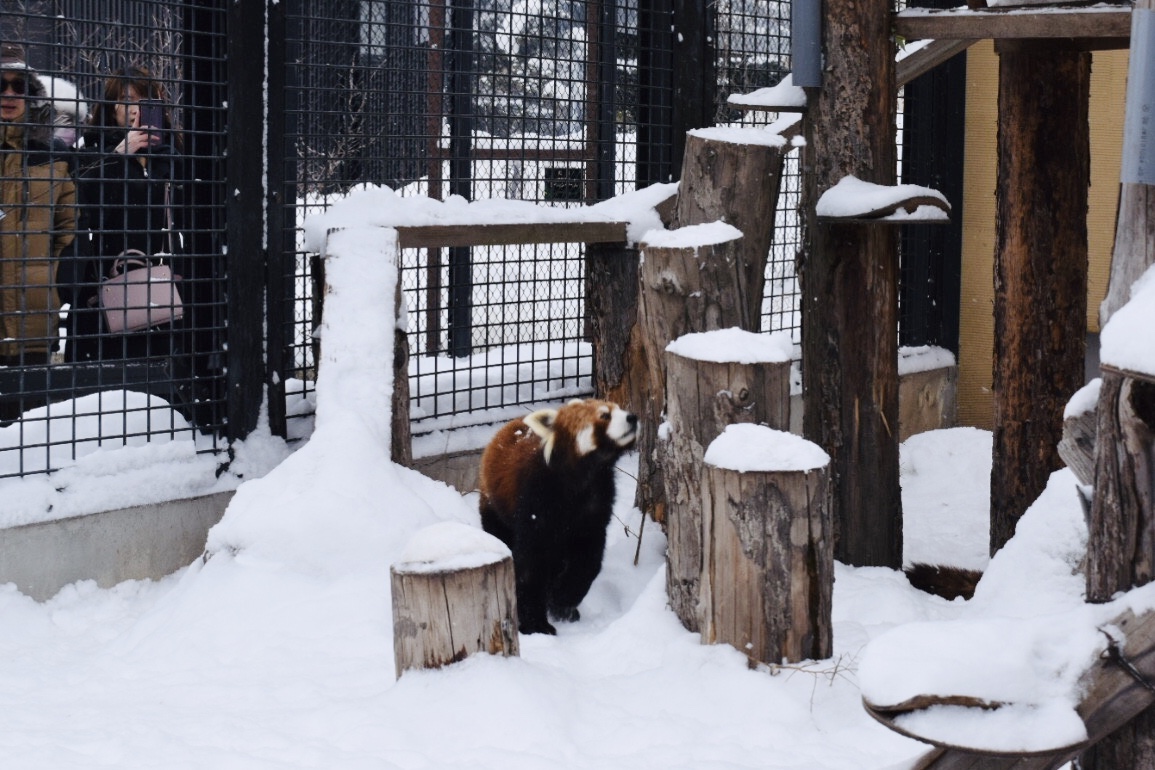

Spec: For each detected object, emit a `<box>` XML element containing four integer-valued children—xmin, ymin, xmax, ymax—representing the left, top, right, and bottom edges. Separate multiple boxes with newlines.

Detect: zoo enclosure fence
<box><xmin>0</xmin><ymin>0</ymin><xmax>960</xmax><ymax>484</ymax></box>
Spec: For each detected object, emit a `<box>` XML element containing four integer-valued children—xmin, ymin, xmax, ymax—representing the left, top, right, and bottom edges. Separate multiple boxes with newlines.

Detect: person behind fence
<box><xmin>67</xmin><ymin>65</ymin><xmax>185</xmax><ymax>362</ymax></box>
<box><xmin>42</xmin><ymin>75</ymin><xmax>89</xmax><ymax>151</ymax></box>
<box><xmin>0</xmin><ymin>44</ymin><xmax>79</xmax><ymax>378</ymax></box>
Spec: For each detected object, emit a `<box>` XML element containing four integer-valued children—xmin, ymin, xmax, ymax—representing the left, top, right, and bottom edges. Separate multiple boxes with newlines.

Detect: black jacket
<box><xmin>66</xmin><ymin>132</ymin><xmax>186</xmax><ymax>362</ymax></box>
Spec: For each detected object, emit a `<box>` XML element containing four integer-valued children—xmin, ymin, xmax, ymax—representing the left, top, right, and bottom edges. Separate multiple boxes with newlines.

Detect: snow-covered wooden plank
<box><xmin>896</xmin><ymin>39</ymin><xmax>976</xmax><ymax>86</ymax></box>
<box><xmin>894</xmin><ymin>6</ymin><xmax>1131</xmax><ymax>45</ymax></box>
<box><xmin>395</xmin><ymin>221</ymin><xmax>628</xmax><ymax>249</ymax></box>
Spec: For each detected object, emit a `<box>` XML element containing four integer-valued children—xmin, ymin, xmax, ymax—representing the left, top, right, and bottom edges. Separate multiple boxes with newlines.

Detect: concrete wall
<box><xmin>0</xmin><ymin>491</ymin><xmax>233</xmax><ymax>601</ymax></box>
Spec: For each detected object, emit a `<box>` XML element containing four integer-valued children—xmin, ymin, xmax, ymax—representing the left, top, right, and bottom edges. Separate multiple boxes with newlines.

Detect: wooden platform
<box><xmin>894</xmin><ymin>5</ymin><xmax>1131</xmax><ymax>48</ymax></box>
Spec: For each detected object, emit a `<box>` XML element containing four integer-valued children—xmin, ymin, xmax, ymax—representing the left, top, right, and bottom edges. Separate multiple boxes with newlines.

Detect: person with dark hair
<box><xmin>68</xmin><ymin>65</ymin><xmax>185</xmax><ymax>362</ymax></box>
<box><xmin>0</xmin><ymin>44</ymin><xmax>79</xmax><ymax>375</ymax></box>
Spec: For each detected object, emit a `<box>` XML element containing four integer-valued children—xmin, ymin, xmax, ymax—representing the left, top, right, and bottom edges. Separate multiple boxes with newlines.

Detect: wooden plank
<box><xmin>897</xmin><ymin>39</ymin><xmax>977</xmax><ymax>87</ymax></box>
<box><xmin>894</xmin><ymin>7</ymin><xmax>1131</xmax><ymax>44</ymax></box>
<box><xmin>395</xmin><ymin>221</ymin><xmax>628</xmax><ymax>249</ymax></box>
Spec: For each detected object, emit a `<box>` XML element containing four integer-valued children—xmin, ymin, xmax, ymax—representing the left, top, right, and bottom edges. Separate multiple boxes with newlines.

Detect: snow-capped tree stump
<box><xmin>660</xmin><ymin>329</ymin><xmax>793</xmax><ymax>632</ymax></box>
<box><xmin>698</xmin><ymin>424</ymin><xmax>833</xmax><ymax>664</ymax></box>
<box><xmin>390</xmin><ymin>523</ymin><xmax>519</xmax><ymax>678</ymax></box>
<box><xmin>629</xmin><ymin>127</ymin><xmax>791</xmax><ymax>523</ymax></box>
<box><xmin>634</xmin><ymin>224</ymin><xmax>751</xmax><ymax>522</ymax></box>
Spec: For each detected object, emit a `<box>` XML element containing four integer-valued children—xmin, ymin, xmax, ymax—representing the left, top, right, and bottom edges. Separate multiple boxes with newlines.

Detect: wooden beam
<box><xmin>897</xmin><ymin>39</ymin><xmax>977</xmax><ymax>87</ymax></box>
<box><xmin>395</xmin><ymin>221</ymin><xmax>628</xmax><ymax>249</ymax></box>
<box><xmin>894</xmin><ymin>6</ymin><xmax>1131</xmax><ymax>44</ymax></box>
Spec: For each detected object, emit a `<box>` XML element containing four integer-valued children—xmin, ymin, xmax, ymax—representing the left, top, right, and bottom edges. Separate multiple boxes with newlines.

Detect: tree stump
<box><xmin>391</xmin><ymin>523</ymin><xmax>519</xmax><ymax>678</ymax></box>
<box><xmin>698</xmin><ymin>423</ymin><xmax>833</xmax><ymax>664</ymax></box>
<box><xmin>660</xmin><ymin>328</ymin><xmax>794</xmax><ymax>632</ymax></box>
<box><xmin>634</xmin><ymin>223</ymin><xmax>751</xmax><ymax>522</ymax></box>
<box><xmin>631</xmin><ymin>127</ymin><xmax>791</xmax><ymax>522</ymax></box>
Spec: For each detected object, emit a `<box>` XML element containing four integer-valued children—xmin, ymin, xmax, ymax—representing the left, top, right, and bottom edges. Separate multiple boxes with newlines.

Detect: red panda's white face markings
<box><xmin>525</xmin><ymin>399</ymin><xmax>638</xmax><ymax>465</ymax></box>
<box><xmin>603</xmin><ymin>404</ymin><xmax>637</xmax><ymax>448</ymax></box>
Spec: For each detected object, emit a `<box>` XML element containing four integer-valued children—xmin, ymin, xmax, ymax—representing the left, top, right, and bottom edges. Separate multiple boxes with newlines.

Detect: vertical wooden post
<box><xmin>699</xmin><ymin>424</ymin><xmax>833</xmax><ymax>664</ymax></box>
<box><xmin>989</xmin><ymin>42</ymin><xmax>1090</xmax><ymax>555</ymax></box>
<box><xmin>661</xmin><ymin>329</ymin><xmax>793</xmax><ymax>631</ymax></box>
<box><xmin>800</xmin><ymin>0</ymin><xmax>903</xmax><ymax>568</ymax></box>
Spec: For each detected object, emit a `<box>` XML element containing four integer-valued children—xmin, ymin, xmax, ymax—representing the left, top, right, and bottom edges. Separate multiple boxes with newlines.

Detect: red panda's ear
<box><xmin>524</xmin><ymin>409</ymin><xmax>559</xmax><ymax>440</ymax></box>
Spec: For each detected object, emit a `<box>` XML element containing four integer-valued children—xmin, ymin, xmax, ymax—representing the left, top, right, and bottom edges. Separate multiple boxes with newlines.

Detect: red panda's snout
<box><xmin>608</xmin><ymin>405</ymin><xmax>638</xmax><ymax>449</ymax></box>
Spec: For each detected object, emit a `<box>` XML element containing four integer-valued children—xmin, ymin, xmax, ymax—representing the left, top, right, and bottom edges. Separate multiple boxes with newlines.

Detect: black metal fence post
<box><xmin>265</xmin><ymin>0</ymin><xmax>289</xmax><ymax>438</ymax></box>
<box><xmin>900</xmin><ymin>0</ymin><xmax>966</xmax><ymax>354</ymax></box>
<box><xmin>226</xmin><ymin>0</ymin><xmax>267</xmax><ymax>441</ymax></box>
<box><xmin>447</xmin><ymin>0</ymin><xmax>475</xmax><ymax>358</ymax></box>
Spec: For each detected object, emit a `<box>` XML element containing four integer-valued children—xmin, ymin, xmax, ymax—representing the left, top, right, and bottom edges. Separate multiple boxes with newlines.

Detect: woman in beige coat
<box><xmin>0</xmin><ymin>44</ymin><xmax>78</xmax><ymax>369</ymax></box>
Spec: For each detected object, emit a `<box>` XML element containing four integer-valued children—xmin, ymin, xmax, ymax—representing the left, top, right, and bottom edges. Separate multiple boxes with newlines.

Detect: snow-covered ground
<box><xmin>0</xmin><ymin>181</ymin><xmax>1127</xmax><ymax>767</ymax></box>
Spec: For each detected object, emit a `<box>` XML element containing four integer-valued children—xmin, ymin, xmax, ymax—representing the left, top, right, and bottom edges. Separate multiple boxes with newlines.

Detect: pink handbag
<box><xmin>98</xmin><ymin>251</ymin><xmax>184</xmax><ymax>333</ymax></box>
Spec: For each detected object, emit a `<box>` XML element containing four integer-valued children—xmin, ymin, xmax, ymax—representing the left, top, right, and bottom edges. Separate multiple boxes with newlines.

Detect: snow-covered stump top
<box><xmin>390</xmin><ymin>522</ymin><xmax>519</xmax><ymax>677</ymax></box>
<box><xmin>660</xmin><ymin>329</ymin><xmax>795</xmax><ymax>635</ymax></box>
<box><xmin>696</xmin><ymin>424</ymin><xmax>833</xmax><ymax>665</ymax></box>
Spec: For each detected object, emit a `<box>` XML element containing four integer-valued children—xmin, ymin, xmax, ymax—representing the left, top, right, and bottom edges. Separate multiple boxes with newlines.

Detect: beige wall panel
<box><xmin>1088</xmin><ymin>49</ymin><xmax>1127</xmax><ymax>333</ymax></box>
<box><xmin>957</xmin><ymin>44</ymin><xmax>1127</xmax><ymax>429</ymax></box>
<box><xmin>959</xmin><ymin>41</ymin><xmax>998</xmax><ymax>429</ymax></box>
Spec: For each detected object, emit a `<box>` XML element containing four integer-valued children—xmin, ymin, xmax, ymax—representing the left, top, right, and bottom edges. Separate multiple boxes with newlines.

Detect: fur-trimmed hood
<box><xmin>0</xmin><ymin>44</ymin><xmax>53</xmax><ymax>146</ymax></box>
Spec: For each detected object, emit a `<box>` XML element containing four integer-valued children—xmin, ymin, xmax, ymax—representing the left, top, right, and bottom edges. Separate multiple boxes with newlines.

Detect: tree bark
<box><xmin>698</xmin><ymin>443</ymin><xmax>832</xmax><ymax>664</ymax></box>
<box><xmin>585</xmin><ymin>243</ymin><xmax>643</xmax><ymax>408</ymax></box>
<box><xmin>662</xmin><ymin>348</ymin><xmax>791</xmax><ymax>631</ymax></box>
<box><xmin>989</xmin><ymin>43</ymin><xmax>1090</xmax><ymax>555</ymax></box>
<box><xmin>800</xmin><ymin>0</ymin><xmax>902</xmax><ymax>568</ymax></box>
<box><xmin>391</xmin><ymin>554</ymin><xmax>520</xmax><ymax>678</ymax></box>
<box><xmin>631</xmin><ymin>131</ymin><xmax>788</xmax><ymax>521</ymax></box>
<box><xmin>635</xmin><ymin>235</ymin><xmax>761</xmax><ymax>521</ymax></box>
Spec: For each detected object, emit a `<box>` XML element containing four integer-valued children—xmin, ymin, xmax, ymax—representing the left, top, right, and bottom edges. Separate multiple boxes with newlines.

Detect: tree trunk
<box><xmin>662</xmin><ymin>346</ymin><xmax>791</xmax><ymax>631</ymax></box>
<box><xmin>698</xmin><ymin>434</ymin><xmax>833</xmax><ymax>664</ymax></box>
<box><xmin>391</xmin><ymin>553</ymin><xmax>520</xmax><ymax>678</ymax></box>
<box><xmin>632</xmin><ymin>131</ymin><xmax>790</xmax><ymax>520</ymax></box>
<box><xmin>800</xmin><ymin>0</ymin><xmax>903</xmax><ymax>568</ymax></box>
<box><xmin>585</xmin><ymin>243</ymin><xmax>644</xmax><ymax>409</ymax></box>
<box><xmin>989</xmin><ymin>43</ymin><xmax>1090</xmax><ymax>555</ymax></box>
<box><xmin>635</xmin><ymin>235</ymin><xmax>756</xmax><ymax>521</ymax></box>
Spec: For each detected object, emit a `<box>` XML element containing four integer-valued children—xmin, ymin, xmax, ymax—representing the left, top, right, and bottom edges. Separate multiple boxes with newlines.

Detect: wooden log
<box><xmin>634</xmin><ymin>228</ymin><xmax>750</xmax><ymax>522</ymax></box>
<box><xmin>629</xmin><ymin>130</ymin><xmax>790</xmax><ymax>522</ymax></box>
<box><xmin>1058</xmin><ymin>394</ymin><xmax>1098</xmax><ymax>488</ymax></box>
<box><xmin>800</xmin><ymin>0</ymin><xmax>902</xmax><ymax>569</ymax></box>
<box><xmin>661</xmin><ymin>330</ymin><xmax>793</xmax><ymax>632</ymax></box>
<box><xmin>585</xmin><ymin>243</ymin><xmax>643</xmax><ymax>409</ymax></box>
<box><xmin>698</xmin><ymin>424</ymin><xmax>833</xmax><ymax>664</ymax></box>
<box><xmin>672</xmin><ymin>129</ymin><xmax>788</xmax><ymax>329</ymax></box>
<box><xmin>391</xmin><ymin>523</ymin><xmax>519</xmax><ymax>678</ymax></box>
<box><xmin>1086</xmin><ymin>368</ymin><xmax>1155</xmax><ymax>602</ymax></box>
<box><xmin>989</xmin><ymin>43</ymin><xmax>1090</xmax><ymax>555</ymax></box>
<box><xmin>1101</xmin><ymin>186</ymin><xmax>1155</xmax><ymax>326</ymax></box>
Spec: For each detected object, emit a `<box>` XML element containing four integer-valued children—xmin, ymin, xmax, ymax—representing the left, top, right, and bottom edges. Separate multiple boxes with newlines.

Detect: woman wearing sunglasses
<box><xmin>0</xmin><ymin>44</ymin><xmax>78</xmax><ymax>388</ymax></box>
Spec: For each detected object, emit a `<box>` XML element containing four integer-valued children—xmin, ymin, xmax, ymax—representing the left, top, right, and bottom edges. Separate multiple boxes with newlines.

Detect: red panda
<box><xmin>478</xmin><ymin>398</ymin><xmax>638</xmax><ymax>635</ymax></box>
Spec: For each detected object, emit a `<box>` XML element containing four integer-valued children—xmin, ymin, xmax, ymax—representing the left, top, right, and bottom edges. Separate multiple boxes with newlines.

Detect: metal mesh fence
<box><xmin>0</xmin><ymin>0</ymin><xmax>228</xmax><ymax>481</ymax></box>
<box><xmin>279</xmin><ymin>0</ymin><xmax>800</xmax><ymax>441</ymax></box>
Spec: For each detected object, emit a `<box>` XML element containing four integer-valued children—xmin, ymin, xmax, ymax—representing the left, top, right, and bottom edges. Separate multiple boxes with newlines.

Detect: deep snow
<box><xmin>1</xmin><ymin>179</ymin><xmax>1150</xmax><ymax>767</ymax></box>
